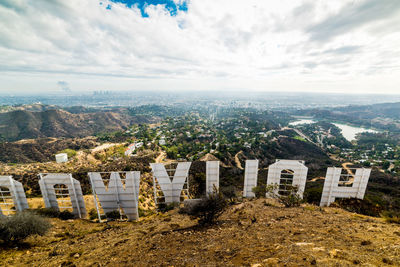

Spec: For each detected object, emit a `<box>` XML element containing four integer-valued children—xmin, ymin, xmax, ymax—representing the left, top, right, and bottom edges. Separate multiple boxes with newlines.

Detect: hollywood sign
<box><xmin>0</xmin><ymin>159</ymin><xmax>371</xmax><ymax>220</ymax></box>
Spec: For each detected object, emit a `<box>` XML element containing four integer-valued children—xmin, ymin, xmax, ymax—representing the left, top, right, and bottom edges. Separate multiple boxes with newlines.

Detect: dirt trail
<box><xmin>342</xmin><ymin>162</ymin><xmax>354</xmax><ymax>175</ymax></box>
<box><xmin>199</xmin><ymin>153</ymin><xmax>229</xmax><ymax>167</ymax></box>
<box><xmin>91</xmin><ymin>143</ymin><xmax>119</xmax><ymax>154</ymax></box>
<box><xmin>154</xmin><ymin>151</ymin><xmax>175</xmax><ymax>164</ymax></box>
<box><xmin>310</xmin><ymin>176</ymin><xmax>325</xmax><ymax>182</ymax></box>
<box><xmin>310</xmin><ymin>163</ymin><xmax>354</xmax><ymax>183</ymax></box>
<box><xmin>75</xmin><ymin>151</ymin><xmax>100</xmax><ymax>165</ymax></box>
<box><xmin>342</xmin><ymin>162</ymin><xmax>356</xmax><ymax>185</ymax></box>
<box><xmin>155</xmin><ymin>151</ymin><xmax>166</xmax><ymax>163</ymax></box>
<box><xmin>234</xmin><ymin>150</ymin><xmax>244</xmax><ymax>170</ymax></box>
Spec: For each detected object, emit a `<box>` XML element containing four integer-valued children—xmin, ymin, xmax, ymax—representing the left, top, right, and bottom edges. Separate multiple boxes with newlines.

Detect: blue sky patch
<box><xmin>105</xmin><ymin>0</ymin><xmax>188</xmax><ymax>17</ymax></box>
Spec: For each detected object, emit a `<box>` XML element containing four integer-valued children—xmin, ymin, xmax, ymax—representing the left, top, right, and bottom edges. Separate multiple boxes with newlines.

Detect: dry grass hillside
<box><xmin>0</xmin><ymin>109</ymin><xmax>145</xmax><ymax>141</ymax></box>
<box><xmin>0</xmin><ymin>137</ymin><xmax>98</xmax><ymax>163</ymax></box>
<box><xmin>1</xmin><ymin>199</ymin><xmax>400</xmax><ymax>266</ymax></box>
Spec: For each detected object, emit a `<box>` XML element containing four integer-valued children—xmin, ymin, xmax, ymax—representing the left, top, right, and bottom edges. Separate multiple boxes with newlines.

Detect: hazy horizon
<box><xmin>2</xmin><ymin>90</ymin><xmax>400</xmax><ymax>108</ymax></box>
<box><xmin>1</xmin><ymin>89</ymin><xmax>400</xmax><ymax>96</ymax></box>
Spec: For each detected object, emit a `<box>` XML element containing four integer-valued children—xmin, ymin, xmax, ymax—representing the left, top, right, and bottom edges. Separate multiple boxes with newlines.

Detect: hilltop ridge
<box><xmin>1</xmin><ymin>199</ymin><xmax>399</xmax><ymax>266</ymax></box>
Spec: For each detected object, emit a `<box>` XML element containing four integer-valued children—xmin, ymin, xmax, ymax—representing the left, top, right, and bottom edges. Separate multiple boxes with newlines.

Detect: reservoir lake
<box><xmin>289</xmin><ymin>119</ymin><xmax>378</xmax><ymax>141</ymax></box>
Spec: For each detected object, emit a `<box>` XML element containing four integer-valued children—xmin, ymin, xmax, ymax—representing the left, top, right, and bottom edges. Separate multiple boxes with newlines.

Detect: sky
<box><xmin>0</xmin><ymin>0</ymin><xmax>400</xmax><ymax>94</ymax></box>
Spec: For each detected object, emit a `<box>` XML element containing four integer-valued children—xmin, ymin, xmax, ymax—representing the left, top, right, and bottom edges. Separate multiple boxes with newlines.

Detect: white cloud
<box><xmin>0</xmin><ymin>0</ymin><xmax>400</xmax><ymax>94</ymax></box>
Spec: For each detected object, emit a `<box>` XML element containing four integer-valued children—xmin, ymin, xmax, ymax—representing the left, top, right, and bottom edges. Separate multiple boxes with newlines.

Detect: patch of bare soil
<box><xmin>199</xmin><ymin>154</ymin><xmax>229</xmax><ymax>168</ymax></box>
<box><xmin>1</xmin><ymin>199</ymin><xmax>400</xmax><ymax>266</ymax></box>
<box><xmin>155</xmin><ymin>151</ymin><xmax>166</xmax><ymax>163</ymax></box>
<box><xmin>234</xmin><ymin>151</ymin><xmax>244</xmax><ymax>170</ymax></box>
<box><xmin>91</xmin><ymin>143</ymin><xmax>120</xmax><ymax>154</ymax></box>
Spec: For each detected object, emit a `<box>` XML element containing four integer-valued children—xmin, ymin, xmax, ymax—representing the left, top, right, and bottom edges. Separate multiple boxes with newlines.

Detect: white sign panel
<box><xmin>88</xmin><ymin>171</ymin><xmax>140</xmax><ymax>221</ymax></box>
<box><xmin>38</xmin><ymin>173</ymin><xmax>86</xmax><ymax>218</ymax></box>
<box><xmin>206</xmin><ymin>161</ymin><xmax>219</xmax><ymax>195</ymax></box>
<box><xmin>243</xmin><ymin>160</ymin><xmax>259</xmax><ymax>198</ymax></box>
<box><xmin>55</xmin><ymin>153</ymin><xmax>68</xmax><ymax>163</ymax></box>
<box><xmin>320</xmin><ymin>167</ymin><xmax>371</xmax><ymax>206</ymax></box>
<box><xmin>0</xmin><ymin>176</ymin><xmax>29</xmax><ymax>216</ymax></box>
<box><xmin>150</xmin><ymin>162</ymin><xmax>191</xmax><ymax>203</ymax></box>
<box><xmin>266</xmin><ymin>159</ymin><xmax>308</xmax><ymax>198</ymax></box>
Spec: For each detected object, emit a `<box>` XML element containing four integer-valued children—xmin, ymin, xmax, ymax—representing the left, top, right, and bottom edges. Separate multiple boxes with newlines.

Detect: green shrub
<box><xmin>381</xmin><ymin>210</ymin><xmax>400</xmax><ymax>224</ymax></box>
<box><xmin>157</xmin><ymin>202</ymin><xmax>177</xmax><ymax>213</ymax></box>
<box><xmin>88</xmin><ymin>209</ymin><xmax>98</xmax><ymax>220</ymax></box>
<box><xmin>105</xmin><ymin>210</ymin><xmax>120</xmax><ymax>220</ymax></box>
<box><xmin>58</xmin><ymin>149</ymin><xmax>77</xmax><ymax>158</ymax></box>
<box><xmin>58</xmin><ymin>211</ymin><xmax>75</xmax><ymax>220</ymax></box>
<box><xmin>34</xmin><ymin>208</ymin><xmax>75</xmax><ymax>220</ymax></box>
<box><xmin>138</xmin><ymin>207</ymin><xmax>146</xmax><ymax>217</ymax></box>
<box><xmin>266</xmin><ymin>184</ymin><xmax>302</xmax><ymax>207</ymax></box>
<box><xmin>34</xmin><ymin>208</ymin><xmax>60</xmax><ymax>217</ymax></box>
<box><xmin>279</xmin><ymin>192</ymin><xmax>302</xmax><ymax>207</ymax></box>
<box><xmin>0</xmin><ymin>211</ymin><xmax>51</xmax><ymax>245</ymax></box>
<box><xmin>252</xmin><ymin>185</ymin><xmax>267</xmax><ymax>198</ymax></box>
<box><xmin>304</xmin><ymin>186</ymin><xmax>323</xmax><ymax>205</ymax></box>
<box><xmin>334</xmin><ymin>198</ymin><xmax>382</xmax><ymax>217</ymax></box>
<box><xmin>181</xmin><ymin>191</ymin><xmax>227</xmax><ymax>226</ymax></box>
<box><xmin>220</xmin><ymin>185</ymin><xmax>239</xmax><ymax>202</ymax></box>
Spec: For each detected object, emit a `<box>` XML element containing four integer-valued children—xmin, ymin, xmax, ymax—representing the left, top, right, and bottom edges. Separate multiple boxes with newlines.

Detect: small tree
<box><xmin>105</xmin><ymin>210</ymin><xmax>121</xmax><ymax>220</ymax></box>
<box><xmin>0</xmin><ymin>211</ymin><xmax>51</xmax><ymax>245</ymax></box>
<box><xmin>382</xmin><ymin>161</ymin><xmax>390</xmax><ymax>170</ymax></box>
<box><xmin>221</xmin><ymin>185</ymin><xmax>239</xmax><ymax>203</ymax></box>
<box><xmin>266</xmin><ymin>184</ymin><xmax>302</xmax><ymax>207</ymax></box>
<box><xmin>183</xmin><ymin>190</ymin><xmax>227</xmax><ymax>226</ymax></box>
<box><xmin>252</xmin><ymin>185</ymin><xmax>267</xmax><ymax>198</ymax></box>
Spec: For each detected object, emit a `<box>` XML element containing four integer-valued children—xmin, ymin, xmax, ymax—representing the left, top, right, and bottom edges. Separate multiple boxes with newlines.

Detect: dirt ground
<box><xmin>1</xmin><ymin>199</ymin><xmax>400</xmax><ymax>266</ymax></box>
<box><xmin>27</xmin><ymin>196</ymin><xmax>98</xmax><ymax>212</ymax></box>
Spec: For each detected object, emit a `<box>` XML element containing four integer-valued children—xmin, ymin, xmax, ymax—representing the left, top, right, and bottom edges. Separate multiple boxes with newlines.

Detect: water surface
<box><xmin>289</xmin><ymin>119</ymin><xmax>378</xmax><ymax>141</ymax></box>
<box><xmin>288</xmin><ymin>119</ymin><xmax>315</xmax><ymax>126</ymax></box>
<box><xmin>332</xmin><ymin>123</ymin><xmax>378</xmax><ymax>141</ymax></box>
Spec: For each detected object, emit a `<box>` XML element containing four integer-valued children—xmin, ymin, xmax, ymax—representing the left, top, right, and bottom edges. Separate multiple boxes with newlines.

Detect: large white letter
<box><xmin>0</xmin><ymin>176</ymin><xmax>29</xmax><ymax>216</ymax></box>
<box><xmin>266</xmin><ymin>159</ymin><xmax>308</xmax><ymax>198</ymax></box>
<box><xmin>206</xmin><ymin>161</ymin><xmax>219</xmax><ymax>195</ymax></box>
<box><xmin>243</xmin><ymin>160</ymin><xmax>259</xmax><ymax>198</ymax></box>
<box><xmin>88</xmin><ymin>171</ymin><xmax>140</xmax><ymax>221</ymax></box>
<box><xmin>320</xmin><ymin>167</ymin><xmax>371</xmax><ymax>207</ymax></box>
<box><xmin>38</xmin><ymin>173</ymin><xmax>86</xmax><ymax>218</ymax></box>
<box><xmin>150</xmin><ymin>162</ymin><xmax>191</xmax><ymax>204</ymax></box>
